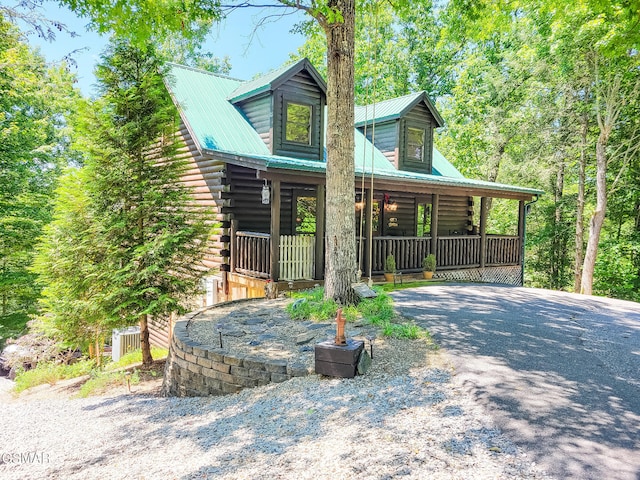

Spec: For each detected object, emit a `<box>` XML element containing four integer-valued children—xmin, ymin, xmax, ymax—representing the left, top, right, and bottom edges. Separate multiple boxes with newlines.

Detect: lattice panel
<box><xmin>435</xmin><ymin>266</ymin><xmax>522</xmax><ymax>286</ymax></box>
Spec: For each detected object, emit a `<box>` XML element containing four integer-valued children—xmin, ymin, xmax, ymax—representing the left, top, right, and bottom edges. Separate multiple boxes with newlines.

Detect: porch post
<box><xmin>365</xmin><ymin>187</ymin><xmax>374</xmax><ymax>278</ymax></box>
<box><xmin>270</xmin><ymin>179</ymin><xmax>281</xmax><ymax>281</ymax></box>
<box><xmin>480</xmin><ymin>197</ymin><xmax>488</xmax><ymax>268</ymax></box>
<box><xmin>431</xmin><ymin>194</ymin><xmax>439</xmax><ymax>257</ymax></box>
<box><xmin>314</xmin><ymin>184</ymin><xmax>325</xmax><ymax>280</ymax></box>
<box><xmin>230</xmin><ymin>219</ymin><xmax>238</xmax><ymax>273</ymax></box>
<box><xmin>518</xmin><ymin>199</ymin><xmax>526</xmax><ymax>264</ymax></box>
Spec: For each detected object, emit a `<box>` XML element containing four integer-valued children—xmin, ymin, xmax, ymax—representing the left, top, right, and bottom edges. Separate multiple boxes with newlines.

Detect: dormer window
<box><xmin>285</xmin><ymin>102</ymin><xmax>312</xmax><ymax>145</ymax></box>
<box><xmin>407</xmin><ymin>127</ymin><xmax>425</xmax><ymax>162</ymax></box>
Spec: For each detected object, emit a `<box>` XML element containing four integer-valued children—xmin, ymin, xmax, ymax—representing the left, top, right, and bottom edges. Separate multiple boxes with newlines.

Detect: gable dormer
<box><xmin>355</xmin><ymin>92</ymin><xmax>444</xmax><ymax>174</ymax></box>
<box><xmin>228</xmin><ymin>59</ymin><xmax>327</xmax><ymax>161</ymax></box>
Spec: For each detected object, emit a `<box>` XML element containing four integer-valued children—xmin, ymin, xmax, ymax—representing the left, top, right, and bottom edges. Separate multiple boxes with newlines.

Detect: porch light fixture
<box><xmin>384</xmin><ymin>201</ymin><xmax>398</xmax><ymax>212</ymax></box>
<box><xmin>261</xmin><ymin>179</ymin><xmax>270</xmax><ymax>205</ymax></box>
<box><xmin>383</xmin><ymin>193</ymin><xmax>397</xmax><ymax>212</ymax></box>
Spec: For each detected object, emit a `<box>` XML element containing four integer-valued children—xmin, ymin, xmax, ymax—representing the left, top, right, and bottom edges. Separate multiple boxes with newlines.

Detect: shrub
<box><xmin>384</xmin><ymin>255</ymin><xmax>396</xmax><ymax>273</ymax></box>
<box><xmin>422</xmin><ymin>254</ymin><xmax>436</xmax><ymax>272</ymax></box>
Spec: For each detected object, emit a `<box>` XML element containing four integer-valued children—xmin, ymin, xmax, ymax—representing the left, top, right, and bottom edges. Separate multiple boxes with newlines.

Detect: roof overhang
<box><xmin>204</xmin><ymin>149</ymin><xmax>542</xmax><ymax>201</ymax></box>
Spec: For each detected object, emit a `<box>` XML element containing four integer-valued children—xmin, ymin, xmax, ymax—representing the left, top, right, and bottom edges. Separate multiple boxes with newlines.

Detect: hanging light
<box><xmin>261</xmin><ymin>179</ymin><xmax>270</xmax><ymax>205</ymax></box>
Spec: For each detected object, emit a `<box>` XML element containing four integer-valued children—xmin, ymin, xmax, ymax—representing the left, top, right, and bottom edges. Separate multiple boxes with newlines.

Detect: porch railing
<box><xmin>235</xmin><ymin>231</ymin><xmax>270</xmax><ymax>279</ymax></box>
<box><xmin>437</xmin><ymin>235</ymin><xmax>481</xmax><ymax>268</ymax></box>
<box><xmin>233</xmin><ymin>232</ymin><xmax>316</xmax><ymax>281</ymax></box>
<box><xmin>359</xmin><ymin>236</ymin><xmax>432</xmax><ymax>273</ymax></box>
<box><xmin>280</xmin><ymin>235</ymin><xmax>315</xmax><ymax>280</ymax></box>
<box><xmin>486</xmin><ymin>235</ymin><xmax>521</xmax><ymax>266</ymax></box>
<box><xmin>235</xmin><ymin>232</ymin><xmax>522</xmax><ymax>279</ymax></box>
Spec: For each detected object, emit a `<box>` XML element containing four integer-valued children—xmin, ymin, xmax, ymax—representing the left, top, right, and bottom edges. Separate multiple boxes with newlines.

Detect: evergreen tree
<box><xmin>79</xmin><ymin>41</ymin><xmax>212</xmax><ymax>365</ymax></box>
<box><xmin>32</xmin><ymin>169</ymin><xmax>111</xmax><ymax>354</ymax></box>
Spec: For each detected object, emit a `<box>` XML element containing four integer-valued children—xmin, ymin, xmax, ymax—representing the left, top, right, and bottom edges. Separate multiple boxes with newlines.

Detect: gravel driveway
<box><xmin>0</xmin><ymin>333</ymin><xmax>551</xmax><ymax>479</ymax></box>
<box><xmin>392</xmin><ymin>284</ymin><xmax>640</xmax><ymax>480</ymax></box>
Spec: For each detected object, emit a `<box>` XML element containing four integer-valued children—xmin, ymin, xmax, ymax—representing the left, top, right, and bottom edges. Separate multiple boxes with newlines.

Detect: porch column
<box><xmin>230</xmin><ymin>219</ymin><xmax>238</xmax><ymax>274</ymax></box>
<box><xmin>365</xmin><ymin>187</ymin><xmax>374</xmax><ymax>278</ymax></box>
<box><xmin>314</xmin><ymin>184</ymin><xmax>325</xmax><ymax>280</ymax></box>
<box><xmin>480</xmin><ymin>196</ymin><xmax>488</xmax><ymax>268</ymax></box>
<box><xmin>270</xmin><ymin>179</ymin><xmax>281</xmax><ymax>281</ymax></box>
<box><xmin>431</xmin><ymin>194</ymin><xmax>439</xmax><ymax>257</ymax></box>
<box><xmin>518</xmin><ymin>199</ymin><xmax>525</xmax><ymax>264</ymax></box>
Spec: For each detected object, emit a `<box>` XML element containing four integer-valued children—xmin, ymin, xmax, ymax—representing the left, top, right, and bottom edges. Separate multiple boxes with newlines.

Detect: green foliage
<box><xmin>13</xmin><ymin>359</ymin><xmax>96</xmax><ymax>393</ymax></box>
<box><xmin>422</xmin><ymin>254</ymin><xmax>436</xmax><ymax>272</ymax></box>
<box><xmin>0</xmin><ymin>16</ymin><xmax>79</xmax><ymax>325</ymax></box>
<box><xmin>0</xmin><ymin>312</ymin><xmax>29</xmax><ymax>351</ymax></box>
<box><xmin>384</xmin><ymin>255</ymin><xmax>396</xmax><ymax>273</ymax></box>
<box><xmin>287</xmin><ymin>286</ymin><xmax>430</xmax><ymax>340</ymax></box>
<box><xmin>381</xmin><ymin>322</ymin><xmax>422</xmax><ymax>339</ymax></box>
<box><xmin>593</xmin><ymin>240</ymin><xmax>640</xmax><ymax>302</ymax></box>
<box><xmin>31</xmin><ymin>168</ymin><xmax>113</xmax><ymax>349</ymax></box>
<box><xmin>107</xmin><ymin>347</ymin><xmax>168</xmax><ymax>370</ymax></box>
<box><xmin>287</xmin><ymin>287</ymin><xmax>338</xmax><ymax>321</ymax></box>
<box><xmin>84</xmin><ymin>40</ymin><xmax>212</xmax><ymax>328</ymax></box>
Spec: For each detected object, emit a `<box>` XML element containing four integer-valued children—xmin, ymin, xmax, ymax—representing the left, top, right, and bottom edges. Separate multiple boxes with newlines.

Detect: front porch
<box><xmin>229</xmin><ymin>230</ymin><xmax>522</xmax><ymax>282</ymax></box>
<box><xmin>220</xmin><ymin>164</ymin><xmax>534</xmax><ymax>300</ymax></box>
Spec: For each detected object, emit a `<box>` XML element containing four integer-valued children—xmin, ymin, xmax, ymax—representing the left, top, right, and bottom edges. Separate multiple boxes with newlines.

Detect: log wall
<box><xmin>149</xmin><ymin>121</ymin><xmax>227</xmax><ymax>347</ymax></box>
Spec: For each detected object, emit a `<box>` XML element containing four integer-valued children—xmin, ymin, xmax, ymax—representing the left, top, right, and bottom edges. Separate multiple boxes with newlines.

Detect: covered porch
<box><xmin>223</xmin><ymin>164</ymin><xmax>534</xmax><ymax>297</ymax></box>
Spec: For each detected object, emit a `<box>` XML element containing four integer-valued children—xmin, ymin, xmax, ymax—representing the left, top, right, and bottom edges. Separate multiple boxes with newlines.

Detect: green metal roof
<box><xmin>227</xmin><ymin>58</ymin><xmax>327</xmax><ymax>104</ymax></box>
<box><xmin>165</xmin><ymin>63</ymin><xmax>270</xmax><ymax>155</ymax></box>
<box><xmin>432</xmin><ymin>147</ymin><xmax>463</xmax><ymax>177</ymax></box>
<box><xmin>355</xmin><ymin>91</ymin><xmax>445</xmax><ymax>128</ymax></box>
<box><xmin>165</xmin><ymin>62</ymin><xmax>542</xmax><ymax>199</ymax></box>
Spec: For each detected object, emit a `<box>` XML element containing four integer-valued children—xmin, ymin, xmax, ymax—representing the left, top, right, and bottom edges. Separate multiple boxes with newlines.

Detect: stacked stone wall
<box><xmin>162</xmin><ymin>307</ymin><xmax>311</xmax><ymax>397</ymax></box>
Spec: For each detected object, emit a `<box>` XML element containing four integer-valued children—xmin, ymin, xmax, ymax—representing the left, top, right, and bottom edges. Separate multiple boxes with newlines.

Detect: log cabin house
<box><xmin>163</xmin><ymin>58</ymin><xmax>542</xmax><ymax>308</ymax></box>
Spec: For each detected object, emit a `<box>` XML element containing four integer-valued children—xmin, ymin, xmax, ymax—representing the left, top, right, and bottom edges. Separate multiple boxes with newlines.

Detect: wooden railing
<box><xmin>360</xmin><ymin>234</ymin><xmax>521</xmax><ymax>273</ymax></box>
<box><xmin>233</xmin><ymin>232</ymin><xmax>317</xmax><ymax>280</ymax></box>
<box><xmin>235</xmin><ymin>232</ymin><xmax>522</xmax><ymax>279</ymax></box>
<box><xmin>235</xmin><ymin>231</ymin><xmax>270</xmax><ymax>279</ymax></box>
<box><xmin>437</xmin><ymin>236</ymin><xmax>481</xmax><ymax>268</ymax></box>
<box><xmin>359</xmin><ymin>236</ymin><xmax>432</xmax><ymax>273</ymax></box>
<box><xmin>280</xmin><ymin>235</ymin><xmax>315</xmax><ymax>280</ymax></box>
<box><xmin>486</xmin><ymin>235</ymin><xmax>521</xmax><ymax>266</ymax></box>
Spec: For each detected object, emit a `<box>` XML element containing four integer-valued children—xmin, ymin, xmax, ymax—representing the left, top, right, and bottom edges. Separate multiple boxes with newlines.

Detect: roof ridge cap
<box><xmin>356</xmin><ymin>90</ymin><xmax>424</xmax><ymax>109</ymax></box>
<box><xmin>165</xmin><ymin>62</ymin><xmax>244</xmax><ymax>82</ymax></box>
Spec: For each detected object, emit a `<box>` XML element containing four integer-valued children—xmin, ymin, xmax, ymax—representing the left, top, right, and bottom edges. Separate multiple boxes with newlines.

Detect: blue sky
<box><xmin>26</xmin><ymin>2</ymin><xmax>308</xmax><ymax>97</ymax></box>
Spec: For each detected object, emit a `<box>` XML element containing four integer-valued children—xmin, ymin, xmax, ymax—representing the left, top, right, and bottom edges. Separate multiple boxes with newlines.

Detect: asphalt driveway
<box><xmin>391</xmin><ymin>284</ymin><xmax>640</xmax><ymax>480</ymax></box>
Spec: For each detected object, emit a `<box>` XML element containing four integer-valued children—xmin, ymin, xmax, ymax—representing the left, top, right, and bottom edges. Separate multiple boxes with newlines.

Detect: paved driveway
<box><xmin>391</xmin><ymin>284</ymin><xmax>640</xmax><ymax>480</ymax></box>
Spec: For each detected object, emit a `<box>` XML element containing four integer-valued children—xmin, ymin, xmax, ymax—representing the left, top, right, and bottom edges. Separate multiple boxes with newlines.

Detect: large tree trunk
<box><xmin>322</xmin><ymin>0</ymin><xmax>357</xmax><ymax>304</ymax></box>
<box><xmin>573</xmin><ymin>114</ymin><xmax>588</xmax><ymax>292</ymax></box>
<box><xmin>581</xmin><ymin>131</ymin><xmax>608</xmax><ymax>294</ymax></box>
<box><xmin>140</xmin><ymin>313</ymin><xmax>153</xmax><ymax>366</ymax></box>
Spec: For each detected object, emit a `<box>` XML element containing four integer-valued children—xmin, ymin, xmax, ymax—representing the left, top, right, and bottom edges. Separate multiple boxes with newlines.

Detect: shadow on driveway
<box><xmin>392</xmin><ymin>283</ymin><xmax>640</xmax><ymax>480</ymax></box>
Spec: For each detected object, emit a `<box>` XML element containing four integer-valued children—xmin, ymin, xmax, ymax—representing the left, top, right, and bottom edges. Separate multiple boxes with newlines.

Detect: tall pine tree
<box><xmin>81</xmin><ymin>41</ymin><xmax>211</xmax><ymax>365</ymax></box>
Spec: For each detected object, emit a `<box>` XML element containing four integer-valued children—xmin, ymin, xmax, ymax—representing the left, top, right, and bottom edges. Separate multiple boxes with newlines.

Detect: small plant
<box><xmin>422</xmin><ymin>254</ymin><xmax>436</xmax><ymax>272</ymax></box>
<box><xmin>384</xmin><ymin>254</ymin><xmax>396</xmax><ymax>273</ymax></box>
<box><xmin>286</xmin><ymin>286</ymin><xmax>434</xmax><ymax>342</ymax></box>
<box><xmin>107</xmin><ymin>346</ymin><xmax>168</xmax><ymax>370</ymax></box>
<box><xmin>13</xmin><ymin>358</ymin><xmax>96</xmax><ymax>393</ymax></box>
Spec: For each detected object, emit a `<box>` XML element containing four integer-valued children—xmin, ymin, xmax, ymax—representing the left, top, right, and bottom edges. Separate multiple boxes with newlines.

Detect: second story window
<box><xmin>285</xmin><ymin>102</ymin><xmax>312</xmax><ymax>145</ymax></box>
<box><xmin>407</xmin><ymin>127</ymin><xmax>425</xmax><ymax>162</ymax></box>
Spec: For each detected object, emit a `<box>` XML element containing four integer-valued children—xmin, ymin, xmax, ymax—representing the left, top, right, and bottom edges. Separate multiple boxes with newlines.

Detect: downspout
<box><xmin>522</xmin><ymin>194</ymin><xmax>539</xmax><ymax>286</ymax></box>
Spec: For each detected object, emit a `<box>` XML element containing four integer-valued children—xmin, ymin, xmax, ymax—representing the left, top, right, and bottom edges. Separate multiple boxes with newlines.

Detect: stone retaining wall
<box><xmin>162</xmin><ymin>305</ymin><xmax>311</xmax><ymax>397</ymax></box>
